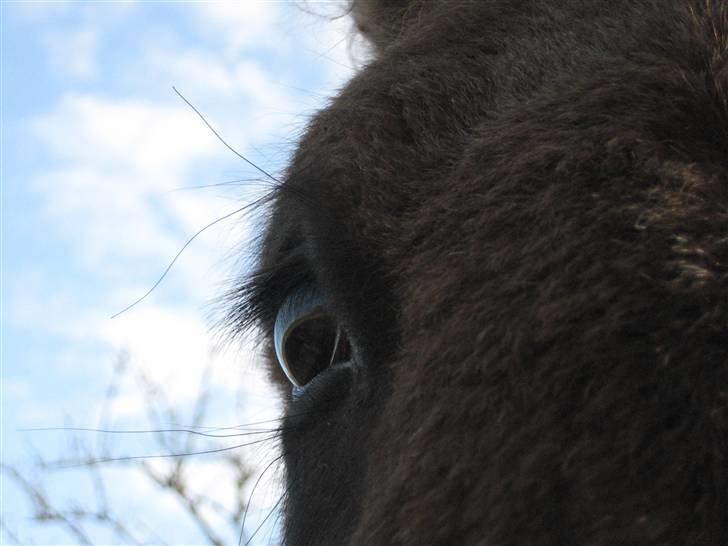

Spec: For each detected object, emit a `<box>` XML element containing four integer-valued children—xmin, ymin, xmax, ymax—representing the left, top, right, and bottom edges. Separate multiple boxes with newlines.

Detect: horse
<box><xmin>227</xmin><ymin>1</ymin><xmax>728</xmax><ymax>544</ymax></box>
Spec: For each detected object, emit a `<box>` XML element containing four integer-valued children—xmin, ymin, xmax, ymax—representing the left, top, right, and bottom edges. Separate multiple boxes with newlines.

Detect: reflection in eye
<box><xmin>273</xmin><ymin>287</ymin><xmax>351</xmax><ymax>388</ymax></box>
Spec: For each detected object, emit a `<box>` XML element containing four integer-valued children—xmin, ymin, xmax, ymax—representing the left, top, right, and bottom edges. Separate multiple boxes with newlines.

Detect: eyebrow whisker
<box><xmin>172</xmin><ymin>86</ymin><xmax>281</xmax><ymax>185</ymax></box>
<box><xmin>110</xmin><ymin>204</ymin><xmax>252</xmax><ymax>319</ymax></box>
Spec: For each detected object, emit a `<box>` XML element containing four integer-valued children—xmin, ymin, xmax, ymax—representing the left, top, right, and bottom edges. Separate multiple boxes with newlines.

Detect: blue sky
<box><xmin>2</xmin><ymin>2</ymin><xmax>366</xmax><ymax>544</ymax></box>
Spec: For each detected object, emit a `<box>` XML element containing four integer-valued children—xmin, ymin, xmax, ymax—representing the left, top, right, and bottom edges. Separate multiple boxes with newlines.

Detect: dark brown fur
<box><xmin>231</xmin><ymin>1</ymin><xmax>728</xmax><ymax>544</ymax></box>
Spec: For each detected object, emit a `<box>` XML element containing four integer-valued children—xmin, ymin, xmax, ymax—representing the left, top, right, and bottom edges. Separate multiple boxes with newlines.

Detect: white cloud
<box><xmin>11</xmin><ymin>0</ymin><xmax>361</xmax><ymax>443</ymax></box>
<box><xmin>10</xmin><ymin>0</ymin><xmax>74</xmax><ymax>20</ymax></box>
<box><xmin>12</xmin><ymin>1</ymin><xmax>136</xmax><ymax>20</ymax></box>
<box><xmin>145</xmin><ymin>49</ymin><xmax>239</xmax><ymax>97</ymax></box>
<box><xmin>99</xmin><ymin>307</ymin><xmax>220</xmax><ymax>393</ymax></box>
<box><xmin>17</xmin><ymin>2</ymin><xmax>358</xmax><ymax>426</ymax></box>
<box><xmin>5</xmin><ymin>3</ymin><xmax>372</xmax><ymax>541</ymax></box>
<box><xmin>135</xmin><ymin>44</ymin><xmax>309</xmax><ymax>143</ymax></box>
<box><xmin>27</xmin><ymin>94</ymin><xmax>255</xmax><ymax>280</ymax></box>
<box><xmin>194</xmin><ymin>2</ymin><xmax>282</xmax><ymax>55</ymax></box>
<box><xmin>32</xmin><ymin>95</ymin><xmax>221</xmax><ymax>181</ymax></box>
<box><xmin>44</xmin><ymin>27</ymin><xmax>99</xmax><ymax>79</ymax></box>
<box><xmin>4</xmin><ymin>378</ymin><xmax>31</xmax><ymax>400</ymax></box>
<box><xmin>91</xmin><ymin>305</ymin><xmax>277</xmax><ymax>417</ymax></box>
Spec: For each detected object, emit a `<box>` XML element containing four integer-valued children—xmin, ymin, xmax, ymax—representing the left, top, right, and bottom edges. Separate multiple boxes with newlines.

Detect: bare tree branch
<box><xmin>6</xmin><ymin>350</ymin><xmax>264</xmax><ymax>545</ymax></box>
<box><xmin>1</xmin><ymin>464</ymin><xmax>93</xmax><ymax>545</ymax></box>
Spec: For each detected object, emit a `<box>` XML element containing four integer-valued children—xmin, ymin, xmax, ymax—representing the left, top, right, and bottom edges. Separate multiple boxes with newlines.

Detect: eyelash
<box><xmin>222</xmin><ymin>250</ymin><xmax>313</xmax><ymax>338</ymax></box>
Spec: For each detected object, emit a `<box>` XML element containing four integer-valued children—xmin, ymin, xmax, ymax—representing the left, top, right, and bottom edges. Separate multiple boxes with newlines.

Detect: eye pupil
<box><xmin>283</xmin><ymin>315</ymin><xmax>349</xmax><ymax>386</ymax></box>
<box><xmin>273</xmin><ymin>288</ymin><xmax>352</xmax><ymax>388</ymax></box>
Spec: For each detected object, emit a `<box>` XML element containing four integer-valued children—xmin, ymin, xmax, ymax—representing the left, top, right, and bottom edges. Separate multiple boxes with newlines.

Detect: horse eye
<box><xmin>273</xmin><ymin>287</ymin><xmax>352</xmax><ymax>388</ymax></box>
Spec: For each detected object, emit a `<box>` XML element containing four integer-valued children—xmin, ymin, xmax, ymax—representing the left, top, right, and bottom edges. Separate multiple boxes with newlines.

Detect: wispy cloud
<box><xmin>11</xmin><ymin>1</ymin><xmax>362</xmax><ymax>405</ymax></box>
<box><xmin>5</xmin><ymin>3</ymin><xmax>361</xmax><ymax>541</ymax></box>
<box><xmin>193</xmin><ymin>2</ymin><xmax>282</xmax><ymax>55</ymax></box>
<box><xmin>44</xmin><ymin>26</ymin><xmax>99</xmax><ymax>80</ymax></box>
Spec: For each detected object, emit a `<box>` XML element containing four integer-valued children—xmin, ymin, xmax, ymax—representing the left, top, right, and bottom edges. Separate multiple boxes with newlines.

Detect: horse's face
<box><xmin>231</xmin><ymin>1</ymin><xmax>728</xmax><ymax>544</ymax></box>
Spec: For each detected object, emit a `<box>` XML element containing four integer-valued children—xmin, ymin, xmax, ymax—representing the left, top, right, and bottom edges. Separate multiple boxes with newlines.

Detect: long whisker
<box><xmin>240</xmin><ymin>452</ymin><xmax>286</xmax><ymax>546</ymax></box>
<box><xmin>23</xmin><ymin>409</ymin><xmax>320</xmax><ymax>439</ymax></box>
<box><xmin>49</xmin><ymin>436</ymin><xmax>279</xmax><ymax>469</ymax></box>
<box><xmin>110</xmin><ymin>204</ymin><xmax>251</xmax><ymax>319</ymax></box>
<box><xmin>19</xmin><ymin>426</ymin><xmax>283</xmax><ymax>439</ymax></box>
<box><xmin>244</xmin><ymin>484</ymin><xmax>288</xmax><ymax>546</ymax></box>
<box><xmin>173</xmin><ymin>86</ymin><xmax>281</xmax><ymax>185</ymax></box>
<box><xmin>165</xmin><ymin>178</ymin><xmax>269</xmax><ymax>194</ymax></box>
<box><xmin>169</xmin><ymin>409</ymin><xmax>324</xmax><ymax>433</ymax></box>
<box><xmin>111</xmin><ymin>87</ymin><xmax>286</xmax><ymax>320</ymax></box>
<box><xmin>167</xmin><ymin>415</ymin><xmax>291</xmax><ymax>431</ymax></box>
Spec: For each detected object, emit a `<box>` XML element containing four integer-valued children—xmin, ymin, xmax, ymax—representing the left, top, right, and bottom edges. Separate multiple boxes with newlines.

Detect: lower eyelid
<box><xmin>290</xmin><ymin>360</ymin><xmax>355</xmax><ymax>401</ymax></box>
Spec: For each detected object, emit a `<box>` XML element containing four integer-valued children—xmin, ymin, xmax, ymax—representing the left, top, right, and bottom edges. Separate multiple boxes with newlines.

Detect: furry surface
<box><xmin>233</xmin><ymin>1</ymin><xmax>728</xmax><ymax>544</ymax></box>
